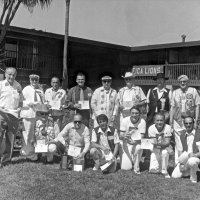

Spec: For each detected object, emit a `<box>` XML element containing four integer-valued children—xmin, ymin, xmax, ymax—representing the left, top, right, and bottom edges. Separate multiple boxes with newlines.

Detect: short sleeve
<box><xmin>171</xmin><ymin>90</ymin><xmax>176</xmax><ymax>107</ymax></box>
<box><xmin>139</xmin><ymin>87</ymin><xmax>146</xmax><ymax>101</ymax></box>
<box><xmin>148</xmin><ymin>125</ymin><xmax>156</xmax><ymax>138</ymax></box>
<box><xmin>146</xmin><ymin>89</ymin><xmax>151</xmax><ymax>103</ymax></box>
<box><xmin>114</xmin><ymin>129</ymin><xmax>120</xmax><ymax>144</ymax></box>
<box><xmin>91</xmin><ymin>129</ymin><xmax>97</xmax><ymax>143</ymax></box>
<box><xmin>164</xmin><ymin>125</ymin><xmax>172</xmax><ymax>137</ymax></box>
<box><xmin>138</xmin><ymin>119</ymin><xmax>146</xmax><ymax>134</ymax></box>
<box><xmin>120</xmin><ymin>118</ymin><xmax>128</xmax><ymax>132</ymax></box>
<box><xmin>194</xmin><ymin>88</ymin><xmax>200</xmax><ymax>106</ymax></box>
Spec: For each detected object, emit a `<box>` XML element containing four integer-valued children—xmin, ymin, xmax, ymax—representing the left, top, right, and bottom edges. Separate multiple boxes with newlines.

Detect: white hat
<box><xmin>121</xmin><ymin>72</ymin><xmax>134</xmax><ymax>79</ymax></box>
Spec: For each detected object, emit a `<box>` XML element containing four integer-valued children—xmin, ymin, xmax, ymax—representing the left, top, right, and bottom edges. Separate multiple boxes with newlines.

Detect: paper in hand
<box><xmin>140</xmin><ymin>139</ymin><xmax>154</xmax><ymax>150</ymax></box>
<box><xmin>67</xmin><ymin>145</ymin><xmax>81</xmax><ymax>157</ymax></box>
<box><xmin>78</xmin><ymin>101</ymin><xmax>89</xmax><ymax>110</ymax></box>
<box><xmin>35</xmin><ymin>139</ymin><xmax>48</xmax><ymax>153</ymax></box>
<box><xmin>50</xmin><ymin>100</ymin><xmax>61</xmax><ymax>110</ymax></box>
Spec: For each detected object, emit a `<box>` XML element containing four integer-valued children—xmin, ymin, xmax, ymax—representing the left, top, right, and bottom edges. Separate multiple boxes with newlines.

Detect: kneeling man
<box><xmin>48</xmin><ymin>114</ymin><xmax>90</xmax><ymax>160</ymax></box>
<box><xmin>90</xmin><ymin>114</ymin><xmax>119</xmax><ymax>172</ymax></box>
<box><xmin>172</xmin><ymin>116</ymin><xmax>200</xmax><ymax>183</ymax></box>
<box><xmin>120</xmin><ymin>106</ymin><xmax>146</xmax><ymax>173</ymax></box>
<box><xmin>148</xmin><ymin>113</ymin><xmax>172</xmax><ymax>178</ymax></box>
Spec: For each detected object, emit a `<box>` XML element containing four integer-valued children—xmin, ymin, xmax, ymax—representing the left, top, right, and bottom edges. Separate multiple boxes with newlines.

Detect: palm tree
<box><xmin>0</xmin><ymin>0</ymin><xmax>52</xmax><ymax>48</ymax></box>
<box><xmin>62</xmin><ymin>0</ymin><xmax>70</xmax><ymax>89</ymax></box>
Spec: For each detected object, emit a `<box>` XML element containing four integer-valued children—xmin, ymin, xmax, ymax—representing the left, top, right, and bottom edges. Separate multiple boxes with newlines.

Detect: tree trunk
<box><xmin>62</xmin><ymin>0</ymin><xmax>70</xmax><ymax>90</ymax></box>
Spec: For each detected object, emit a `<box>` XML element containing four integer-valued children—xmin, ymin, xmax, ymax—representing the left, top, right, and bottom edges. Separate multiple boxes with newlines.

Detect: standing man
<box><xmin>20</xmin><ymin>74</ymin><xmax>45</xmax><ymax>161</ymax></box>
<box><xmin>172</xmin><ymin>116</ymin><xmax>200</xmax><ymax>183</ymax></box>
<box><xmin>67</xmin><ymin>73</ymin><xmax>93</xmax><ymax>127</ymax></box>
<box><xmin>45</xmin><ymin>77</ymin><xmax>67</xmax><ymax>136</ymax></box>
<box><xmin>146</xmin><ymin>73</ymin><xmax>171</xmax><ymax>129</ymax></box>
<box><xmin>91</xmin><ymin>75</ymin><xmax>117</xmax><ymax>128</ymax></box>
<box><xmin>0</xmin><ymin>67</ymin><xmax>22</xmax><ymax>166</ymax></box>
<box><xmin>116</xmin><ymin>72</ymin><xmax>146</xmax><ymax>124</ymax></box>
<box><xmin>170</xmin><ymin>75</ymin><xmax>200</xmax><ymax>164</ymax></box>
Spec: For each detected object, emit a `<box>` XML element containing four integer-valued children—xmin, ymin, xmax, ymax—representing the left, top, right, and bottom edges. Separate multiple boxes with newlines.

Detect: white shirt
<box><xmin>118</xmin><ymin>86</ymin><xmax>146</xmax><ymax>110</ymax></box>
<box><xmin>91</xmin><ymin>127</ymin><xmax>119</xmax><ymax>150</ymax></box>
<box><xmin>121</xmin><ymin>117</ymin><xmax>146</xmax><ymax>140</ymax></box>
<box><xmin>20</xmin><ymin>85</ymin><xmax>44</xmax><ymax>118</ymax></box>
<box><xmin>45</xmin><ymin>87</ymin><xmax>67</xmax><ymax>115</ymax></box>
<box><xmin>148</xmin><ymin>124</ymin><xmax>172</xmax><ymax>146</ymax></box>
<box><xmin>186</xmin><ymin>130</ymin><xmax>195</xmax><ymax>154</ymax></box>
<box><xmin>0</xmin><ymin>80</ymin><xmax>22</xmax><ymax>117</ymax></box>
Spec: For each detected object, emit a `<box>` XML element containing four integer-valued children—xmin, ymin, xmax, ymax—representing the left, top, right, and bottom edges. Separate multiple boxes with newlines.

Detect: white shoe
<box><xmin>191</xmin><ymin>180</ymin><xmax>197</xmax><ymax>184</ymax></box>
<box><xmin>93</xmin><ymin>166</ymin><xmax>98</xmax><ymax>171</ymax></box>
<box><xmin>163</xmin><ymin>173</ymin><xmax>170</xmax><ymax>178</ymax></box>
<box><xmin>134</xmin><ymin>170</ymin><xmax>141</xmax><ymax>175</ymax></box>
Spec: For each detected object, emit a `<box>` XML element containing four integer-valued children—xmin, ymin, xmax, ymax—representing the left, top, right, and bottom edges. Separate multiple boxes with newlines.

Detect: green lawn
<box><xmin>0</xmin><ymin>155</ymin><xmax>200</xmax><ymax>200</ymax></box>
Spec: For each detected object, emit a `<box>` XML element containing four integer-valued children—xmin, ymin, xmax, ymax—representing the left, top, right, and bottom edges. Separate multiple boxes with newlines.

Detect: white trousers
<box><xmin>21</xmin><ymin>118</ymin><xmax>38</xmax><ymax>160</ymax></box>
<box><xmin>119</xmin><ymin>141</ymin><xmax>143</xmax><ymax>171</ymax></box>
<box><xmin>173</xmin><ymin>120</ymin><xmax>185</xmax><ymax>165</ymax></box>
<box><xmin>172</xmin><ymin>157</ymin><xmax>200</xmax><ymax>182</ymax></box>
<box><xmin>149</xmin><ymin>148</ymin><xmax>169</xmax><ymax>174</ymax></box>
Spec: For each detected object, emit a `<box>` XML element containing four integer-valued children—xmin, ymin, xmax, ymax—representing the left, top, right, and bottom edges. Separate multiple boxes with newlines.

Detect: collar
<box><xmin>153</xmin><ymin>87</ymin><xmax>167</xmax><ymax>93</ymax></box>
<box><xmin>124</xmin><ymin>86</ymin><xmax>137</xmax><ymax>90</ymax></box>
<box><xmin>186</xmin><ymin>129</ymin><xmax>195</xmax><ymax>137</ymax></box>
<box><xmin>100</xmin><ymin>86</ymin><xmax>111</xmax><ymax>93</ymax></box>
<box><xmin>76</xmin><ymin>85</ymin><xmax>87</xmax><ymax>90</ymax></box>
<box><xmin>4</xmin><ymin>79</ymin><xmax>15</xmax><ymax>87</ymax></box>
<box><xmin>51</xmin><ymin>87</ymin><xmax>60</xmax><ymax>92</ymax></box>
<box><xmin>97</xmin><ymin>127</ymin><xmax>111</xmax><ymax>134</ymax></box>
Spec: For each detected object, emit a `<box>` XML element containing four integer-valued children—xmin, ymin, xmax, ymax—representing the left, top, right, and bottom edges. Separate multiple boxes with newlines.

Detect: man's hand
<box><xmin>74</xmin><ymin>104</ymin><xmax>81</xmax><ymax>109</ymax></box>
<box><xmin>110</xmin><ymin>115</ymin><xmax>116</xmax><ymax>122</ymax></box>
<box><xmin>75</xmin><ymin>152</ymin><xmax>85</xmax><ymax>159</ymax></box>
<box><xmin>102</xmin><ymin>147</ymin><xmax>110</xmax><ymax>155</ymax></box>
<box><xmin>119</xmin><ymin>105</ymin><xmax>124</xmax><ymax>111</ymax></box>
<box><xmin>188</xmin><ymin>153</ymin><xmax>197</xmax><ymax>158</ymax></box>
<box><xmin>111</xmin><ymin>156</ymin><xmax>116</xmax><ymax>162</ymax></box>
<box><xmin>27</xmin><ymin>102</ymin><xmax>35</xmax><ymax>107</ymax></box>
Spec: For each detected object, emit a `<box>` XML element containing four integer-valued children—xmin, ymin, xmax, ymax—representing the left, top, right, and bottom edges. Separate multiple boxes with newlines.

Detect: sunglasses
<box><xmin>102</xmin><ymin>80</ymin><xmax>111</xmax><ymax>83</ymax></box>
<box><xmin>40</xmin><ymin>113</ymin><xmax>48</xmax><ymax>116</ymax></box>
<box><xmin>74</xmin><ymin>121</ymin><xmax>82</xmax><ymax>124</ymax></box>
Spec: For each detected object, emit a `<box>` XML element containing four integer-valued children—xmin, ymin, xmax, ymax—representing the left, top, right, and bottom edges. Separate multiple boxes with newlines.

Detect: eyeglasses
<box><xmin>102</xmin><ymin>80</ymin><xmax>111</xmax><ymax>83</ymax></box>
<box><xmin>74</xmin><ymin>121</ymin><xmax>82</xmax><ymax>124</ymax></box>
<box><xmin>40</xmin><ymin>113</ymin><xmax>48</xmax><ymax>116</ymax></box>
<box><xmin>31</xmin><ymin>78</ymin><xmax>39</xmax><ymax>81</ymax></box>
<box><xmin>125</xmin><ymin>78</ymin><xmax>133</xmax><ymax>81</ymax></box>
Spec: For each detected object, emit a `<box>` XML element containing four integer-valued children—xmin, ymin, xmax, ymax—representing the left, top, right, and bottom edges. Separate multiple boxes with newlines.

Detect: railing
<box><xmin>135</xmin><ymin>63</ymin><xmax>200</xmax><ymax>86</ymax></box>
<box><xmin>2</xmin><ymin>50</ymin><xmax>62</xmax><ymax>76</ymax></box>
<box><xmin>166</xmin><ymin>63</ymin><xmax>200</xmax><ymax>86</ymax></box>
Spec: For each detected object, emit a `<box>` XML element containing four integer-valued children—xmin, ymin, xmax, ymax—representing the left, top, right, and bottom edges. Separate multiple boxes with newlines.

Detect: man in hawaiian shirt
<box><xmin>170</xmin><ymin>75</ymin><xmax>200</xmax><ymax>164</ymax></box>
<box><xmin>116</xmin><ymin>72</ymin><xmax>146</xmax><ymax>125</ymax></box>
<box><xmin>91</xmin><ymin>75</ymin><xmax>117</xmax><ymax>128</ymax></box>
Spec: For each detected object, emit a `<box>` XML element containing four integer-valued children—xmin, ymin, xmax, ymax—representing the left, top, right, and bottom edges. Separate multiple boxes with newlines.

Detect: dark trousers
<box><xmin>0</xmin><ymin>111</ymin><xmax>18</xmax><ymax>165</ymax></box>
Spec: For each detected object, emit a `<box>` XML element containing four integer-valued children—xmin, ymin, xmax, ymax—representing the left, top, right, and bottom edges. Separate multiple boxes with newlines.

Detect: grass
<box><xmin>8</xmin><ymin>111</ymin><xmax>200</xmax><ymax>200</ymax></box>
<box><xmin>1</xmin><ymin>154</ymin><xmax>200</xmax><ymax>200</ymax></box>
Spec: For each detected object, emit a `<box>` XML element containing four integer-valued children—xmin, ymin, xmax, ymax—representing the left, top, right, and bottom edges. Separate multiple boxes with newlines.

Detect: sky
<box><xmin>5</xmin><ymin>0</ymin><xmax>200</xmax><ymax>46</ymax></box>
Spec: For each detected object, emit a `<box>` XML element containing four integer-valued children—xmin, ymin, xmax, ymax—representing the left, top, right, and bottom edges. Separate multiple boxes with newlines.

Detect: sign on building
<box><xmin>132</xmin><ymin>65</ymin><xmax>164</xmax><ymax>76</ymax></box>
